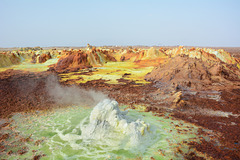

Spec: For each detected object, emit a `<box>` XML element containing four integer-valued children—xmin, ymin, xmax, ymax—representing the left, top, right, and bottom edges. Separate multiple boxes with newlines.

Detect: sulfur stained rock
<box><xmin>116</xmin><ymin>47</ymin><xmax>167</xmax><ymax>64</ymax></box>
<box><xmin>0</xmin><ymin>52</ymin><xmax>22</xmax><ymax>67</ymax></box>
<box><xmin>38</xmin><ymin>53</ymin><xmax>52</xmax><ymax>63</ymax></box>
<box><xmin>101</xmin><ymin>50</ymin><xmax>117</xmax><ymax>62</ymax></box>
<box><xmin>165</xmin><ymin>46</ymin><xmax>239</xmax><ymax>65</ymax></box>
<box><xmin>31</xmin><ymin>52</ymin><xmax>52</xmax><ymax>63</ymax></box>
<box><xmin>51</xmin><ymin>51</ymin><xmax>91</xmax><ymax>73</ymax></box>
<box><xmin>49</xmin><ymin>49</ymin><xmax>116</xmax><ymax>73</ymax></box>
<box><xmin>172</xmin><ymin>91</ymin><xmax>182</xmax><ymax>104</ymax></box>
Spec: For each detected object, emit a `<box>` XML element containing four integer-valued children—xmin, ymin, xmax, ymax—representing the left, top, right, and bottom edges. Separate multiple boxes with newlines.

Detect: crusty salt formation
<box><xmin>81</xmin><ymin>99</ymin><xmax>151</xmax><ymax>149</ymax></box>
<box><xmin>54</xmin><ymin>99</ymin><xmax>156</xmax><ymax>156</ymax></box>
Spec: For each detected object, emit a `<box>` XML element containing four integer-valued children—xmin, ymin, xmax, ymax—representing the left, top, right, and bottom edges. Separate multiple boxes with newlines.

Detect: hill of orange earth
<box><xmin>145</xmin><ymin>54</ymin><xmax>240</xmax><ymax>90</ymax></box>
<box><xmin>113</xmin><ymin>46</ymin><xmax>240</xmax><ymax>68</ymax></box>
<box><xmin>49</xmin><ymin>48</ymin><xmax>116</xmax><ymax>73</ymax></box>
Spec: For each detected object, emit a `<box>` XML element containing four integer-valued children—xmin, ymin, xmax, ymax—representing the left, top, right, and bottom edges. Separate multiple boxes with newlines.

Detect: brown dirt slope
<box><xmin>145</xmin><ymin>55</ymin><xmax>240</xmax><ymax>90</ymax></box>
<box><xmin>0</xmin><ymin>69</ymin><xmax>56</xmax><ymax>118</ymax></box>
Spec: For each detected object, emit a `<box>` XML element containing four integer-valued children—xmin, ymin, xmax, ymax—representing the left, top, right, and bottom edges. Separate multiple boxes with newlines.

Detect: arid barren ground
<box><xmin>0</xmin><ymin>46</ymin><xmax>240</xmax><ymax>159</ymax></box>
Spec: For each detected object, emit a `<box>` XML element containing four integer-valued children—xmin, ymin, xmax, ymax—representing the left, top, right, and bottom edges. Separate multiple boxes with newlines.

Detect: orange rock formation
<box><xmin>32</xmin><ymin>52</ymin><xmax>52</xmax><ymax>63</ymax></box>
<box><xmin>49</xmin><ymin>49</ymin><xmax>116</xmax><ymax>73</ymax></box>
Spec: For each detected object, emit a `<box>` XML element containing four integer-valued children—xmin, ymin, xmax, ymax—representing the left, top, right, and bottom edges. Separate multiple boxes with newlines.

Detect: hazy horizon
<box><xmin>2</xmin><ymin>45</ymin><xmax>240</xmax><ymax>49</ymax></box>
<box><xmin>1</xmin><ymin>0</ymin><xmax>240</xmax><ymax>48</ymax></box>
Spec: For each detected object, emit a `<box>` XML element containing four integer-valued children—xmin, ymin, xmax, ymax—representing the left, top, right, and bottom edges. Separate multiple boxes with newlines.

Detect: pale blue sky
<box><xmin>0</xmin><ymin>0</ymin><xmax>239</xmax><ymax>47</ymax></box>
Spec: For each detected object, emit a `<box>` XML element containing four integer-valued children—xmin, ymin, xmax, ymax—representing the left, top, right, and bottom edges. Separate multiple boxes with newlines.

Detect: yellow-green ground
<box><xmin>59</xmin><ymin>62</ymin><xmax>154</xmax><ymax>85</ymax></box>
<box><xmin>0</xmin><ymin>58</ymin><xmax>59</xmax><ymax>72</ymax></box>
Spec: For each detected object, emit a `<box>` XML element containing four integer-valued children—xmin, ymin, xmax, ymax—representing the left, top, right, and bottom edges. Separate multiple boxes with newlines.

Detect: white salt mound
<box><xmin>81</xmin><ymin>99</ymin><xmax>151</xmax><ymax>150</ymax></box>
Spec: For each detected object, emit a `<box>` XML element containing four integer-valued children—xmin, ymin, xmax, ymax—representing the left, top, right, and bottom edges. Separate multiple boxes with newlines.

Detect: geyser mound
<box><xmin>56</xmin><ymin>99</ymin><xmax>157</xmax><ymax>156</ymax></box>
<box><xmin>81</xmin><ymin>99</ymin><xmax>151</xmax><ymax>149</ymax></box>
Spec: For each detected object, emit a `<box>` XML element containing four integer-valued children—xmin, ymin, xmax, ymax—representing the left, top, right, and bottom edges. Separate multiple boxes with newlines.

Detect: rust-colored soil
<box><xmin>145</xmin><ymin>55</ymin><xmax>240</xmax><ymax>90</ymax></box>
<box><xmin>0</xmin><ymin>69</ymin><xmax>57</xmax><ymax>118</ymax></box>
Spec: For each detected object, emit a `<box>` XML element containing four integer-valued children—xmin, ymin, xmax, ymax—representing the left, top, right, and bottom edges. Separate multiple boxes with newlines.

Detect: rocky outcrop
<box><xmin>145</xmin><ymin>55</ymin><xmax>240</xmax><ymax>90</ymax></box>
<box><xmin>49</xmin><ymin>49</ymin><xmax>116</xmax><ymax>73</ymax></box>
<box><xmin>135</xmin><ymin>47</ymin><xmax>167</xmax><ymax>61</ymax></box>
<box><xmin>165</xmin><ymin>46</ymin><xmax>239</xmax><ymax>66</ymax></box>
<box><xmin>0</xmin><ymin>52</ymin><xmax>22</xmax><ymax>67</ymax></box>
<box><xmin>49</xmin><ymin>50</ymin><xmax>91</xmax><ymax>73</ymax></box>
<box><xmin>116</xmin><ymin>47</ymin><xmax>167</xmax><ymax>63</ymax></box>
<box><xmin>31</xmin><ymin>52</ymin><xmax>52</xmax><ymax>63</ymax></box>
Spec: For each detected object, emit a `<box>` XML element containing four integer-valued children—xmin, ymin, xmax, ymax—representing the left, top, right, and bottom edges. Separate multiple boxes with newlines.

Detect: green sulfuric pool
<box><xmin>1</xmin><ymin>100</ymin><xmax>209</xmax><ymax>160</ymax></box>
